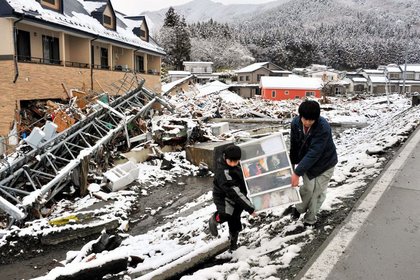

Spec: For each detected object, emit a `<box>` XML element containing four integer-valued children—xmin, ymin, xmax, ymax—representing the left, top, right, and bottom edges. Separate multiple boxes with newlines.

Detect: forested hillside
<box><xmin>233</xmin><ymin>0</ymin><xmax>420</xmax><ymax>70</ymax></box>
<box><xmin>154</xmin><ymin>0</ymin><xmax>420</xmax><ymax>70</ymax></box>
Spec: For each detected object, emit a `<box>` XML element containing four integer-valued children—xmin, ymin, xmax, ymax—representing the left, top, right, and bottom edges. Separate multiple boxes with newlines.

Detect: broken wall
<box><xmin>0</xmin><ymin>61</ymin><xmax>162</xmax><ymax>137</ymax></box>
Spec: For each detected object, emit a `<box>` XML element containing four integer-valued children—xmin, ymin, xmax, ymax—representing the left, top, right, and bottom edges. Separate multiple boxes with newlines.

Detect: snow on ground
<box><xmin>4</xmin><ymin>94</ymin><xmax>420</xmax><ymax>279</ymax></box>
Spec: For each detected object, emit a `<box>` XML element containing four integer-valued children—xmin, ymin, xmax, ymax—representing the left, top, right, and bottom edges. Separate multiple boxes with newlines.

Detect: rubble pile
<box><xmin>166</xmin><ymin>89</ymin><xmax>299</xmax><ymax>120</ymax></box>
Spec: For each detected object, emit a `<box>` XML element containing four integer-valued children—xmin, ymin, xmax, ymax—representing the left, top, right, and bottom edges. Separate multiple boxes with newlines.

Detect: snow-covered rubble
<box><xmin>2</xmin><ymin>93</ymin><xmax>420</xmax><ymax>280</ymax></box>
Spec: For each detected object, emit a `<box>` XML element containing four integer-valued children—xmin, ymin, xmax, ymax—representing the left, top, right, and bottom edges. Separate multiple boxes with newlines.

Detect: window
<box><xmin>17</xmin><ymin>30</ymin><xmax>31</xmax><ymax>61</ymax></box>
<box><xmin>305</xmin><ymin>91</ymin><xmax>315</xmax><ymax>97</ymax></box>
<box><xmin>103</xmin><ymin>15</ymin><xmax>112</xmax><ymax>25</ymax></box>
<box><xmin>272</xmin><ymin>90</ymin><xmax>276</xmax><ymax>98</ymax></box>
<box><xmin>100</xmin><ymin>47</ymin><xmax>108</xmax><ymax>69</ymax></box>
<box><xmin>140</xmin><ymin>30</ymin><xmax>146</xmax><ymax>38</ymax></box>
<box><xmin>284</xmin><ymin>91</ymin><xmax>289</xmax><ymax>95</ymax></box>
<box><xmin>136</xmin><ymin>55</ymin><xmax>144</xmax><ymax>73</ymax></box>
<box><xmin>406</xmin><ymin>73</ymin><xmax>415</xmax><ymax>80</ymax></box>
<box><xmin>39</xmin><ymin>0</ymin><xmax>60</xmax><ymax>12</ymax></box>
<box><xmin>42</xmin><ymin>35</ymin><xmax>60</xmax><ymax>64</ymax></box>
<box><xmin>257</xmin><ymin>74</ymin><xmax>263</xmax><ymax>82</ymax></box>
<box><xmin>239</xmin><ymin>76</ymin><xmax>244</xmax><ymax>82</ymax></box>
<box><xmin>246</xmin><ymin>76</ymin><xmax>250</xmax><ymax>81</ymax></box>
<box><xmin>389</xmin><ymin>73</ymin><xmax>400</xmax><ymax>79</ymax></box>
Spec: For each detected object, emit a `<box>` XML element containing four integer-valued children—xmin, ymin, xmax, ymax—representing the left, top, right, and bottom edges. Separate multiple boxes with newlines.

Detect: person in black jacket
<box><xmin>208</xmin><ymin>144</ymin><xmax>257</xmax><ymax>251</ymax></box>
<box><xmin>287</xmin><ymin>100</ymin><xmax>337</xmax><ymax>227</ymax></box>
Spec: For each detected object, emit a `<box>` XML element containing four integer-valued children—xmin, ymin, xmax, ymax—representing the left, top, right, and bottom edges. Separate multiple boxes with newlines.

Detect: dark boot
<box><xmin>208</xmin><ymin>213</ymin><xmax>219</xmax><ymax>236</ymax></box>
<box><xmin>229</xmin><ymin>231</ymin><xmax>239</xmax><ymax>251</ymax></box>
<box><xmin>291</xmin><ymin>207</ymin><xmax>301</xmax><ymax>220</ymax></box>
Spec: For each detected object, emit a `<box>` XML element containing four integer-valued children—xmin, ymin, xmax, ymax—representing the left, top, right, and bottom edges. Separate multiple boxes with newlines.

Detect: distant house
<box><xmin>344</xmin><ymin>71</ymin><xmax>368</xmax><ymax>94</ymax></box>
<box><xmin>347</xmin><ymin>65</ymin><xmax>420</xmax><ymax>95</ymax></box>
<box><xmin>231</xmin><ymin>62</ymin><xmax>291</xmax><ymax>98</ymax></box>
<box><xmin>260</xmin><ymin>76</ymin><xmax>323</xmax><ymax>101</ymax></box>
<box><xmin>182</xmin><ymin>61</ymin><xmax>218</xmax><ymax>84</ymax></box>
<box><xmin>292</xmin><ymin>64</ymin><xmax>348</xmax><ymax>95</ymax></box>
<box><xmin>368</xmin><ymin>76</ymin><xmax>388</xmax><ymax>95</ymax></box>
<box><xmin>385</xmin><ymin>64</ymin><xmax>420</xmax><ymax>94</ymax></box>
<box><xmin>360</xmin><ymin>68</ymin><xmax>386</xmax><ymax>95</ymax></box>
<box><xmin>167</xmin><ymin>71</ymin><xmax>192</xmax><ymax>82</ymax></box>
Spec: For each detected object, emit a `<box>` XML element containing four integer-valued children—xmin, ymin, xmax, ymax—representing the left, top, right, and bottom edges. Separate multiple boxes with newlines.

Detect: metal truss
<box><xmin>0</xmin><ymin>77</ymin><xmax>164</xmax><ymax>226</ymax></box>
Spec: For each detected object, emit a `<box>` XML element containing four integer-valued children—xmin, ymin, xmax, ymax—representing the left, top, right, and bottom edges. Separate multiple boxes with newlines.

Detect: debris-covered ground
<box><xmin>1</xmin><ymin>91</ymin><xmax>420</xmax><ymax>280</ymax></box>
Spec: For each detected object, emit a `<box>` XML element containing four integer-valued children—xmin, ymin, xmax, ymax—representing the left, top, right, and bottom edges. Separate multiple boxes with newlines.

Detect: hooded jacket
<box><xmin>290</xmin><ymin>116</ymin><xmax>338</xmax><ymax>180</ymax></box>
<box><xmin>213</xmin><ymin>159</ymin><xmax>255</xmax><ymax>215</ymax></box>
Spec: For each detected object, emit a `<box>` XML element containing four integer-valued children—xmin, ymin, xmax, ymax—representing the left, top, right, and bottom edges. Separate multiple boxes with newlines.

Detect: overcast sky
<box><xmin>111</xmin><ymin>0</ymin><xmax>276</xmax><ymax>14</ymax></box>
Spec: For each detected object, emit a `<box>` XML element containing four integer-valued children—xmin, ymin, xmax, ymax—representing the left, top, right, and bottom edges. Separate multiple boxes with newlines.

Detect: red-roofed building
<box><xmin>260</xmin><ymin>76</ymin><xmax>323</xmax><ymax>101</ymax></box>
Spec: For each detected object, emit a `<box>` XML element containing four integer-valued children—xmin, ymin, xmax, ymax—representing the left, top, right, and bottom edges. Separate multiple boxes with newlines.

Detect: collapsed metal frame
<box><xmin>0</xmin><ymin>78</ymin><xmax>163</xmax><ymax>227</ymax></box>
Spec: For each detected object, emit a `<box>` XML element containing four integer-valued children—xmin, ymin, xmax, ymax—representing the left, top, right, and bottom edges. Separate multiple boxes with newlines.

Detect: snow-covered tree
<box><xmin>189</xmin><ymin>19</ymin><xmax>254</xmax><ymax>70</ymax></box>
<box><xmin>157</xmin><ymin>8</ymin><xmax>191</xmax><ymax>70</ymax></box>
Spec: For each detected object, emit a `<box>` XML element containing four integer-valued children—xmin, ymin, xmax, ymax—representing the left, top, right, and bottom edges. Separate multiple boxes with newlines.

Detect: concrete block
<box><xmin>43</xmin><ymin>121</ymin><xmax>58</xmax><ymax>141</ymax></box>
<box><xmin>185</xmin><ymin>141</ymin><xmax>233</xmax><ymax>172</ymax></box>
<box><xmin>25</xmin><ymin>127</ymin><xmax>46</xmax><ymax>148</ymax></box>
<box><xmin>131</xmin><ymin>238</ymin><xmax>229</xmax><ymax>279</ymax></box>
<box><xmin>122</xmin><ymin>146</ymin><xmax>178</xmax><ymax>164</ymax></box>
<box><xmin>104</xmin><ymin>161</ymin><xmax>139</xmax><ymax>191</ymax></box>
<box><xmin>210</xmin><ymin>122</ymin><xmax>229</xmax><ymax>136</ymax></box>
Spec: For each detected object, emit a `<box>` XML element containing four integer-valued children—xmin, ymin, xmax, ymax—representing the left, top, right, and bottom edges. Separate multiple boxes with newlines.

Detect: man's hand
<box><xmin>291</xmin><ymin>172</ymin><xmax>300</xmax><ymax>187</ymax></box>
<box><xmin>250</xmin><ymin>212</ymin><xmax>258</xmax><ymax>217</ymax></box>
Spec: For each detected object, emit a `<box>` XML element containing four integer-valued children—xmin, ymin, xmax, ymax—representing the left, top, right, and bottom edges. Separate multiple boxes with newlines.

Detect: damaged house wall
<box><xmin>0</xmin><ymin>61</ymin><xmax>162</xmax><ymax>138</ymax></box>
<box><xmin>0</xmin><ymin>1</ymin><xmax>165</xmax><ymax>140</ymax></box>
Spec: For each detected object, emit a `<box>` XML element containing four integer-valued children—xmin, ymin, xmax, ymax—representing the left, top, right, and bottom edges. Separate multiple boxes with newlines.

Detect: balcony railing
<box><xmin>17</xmin><ymin>55</ymin><xmax>61</xmax><ymax>65</ymax></box>
<box><xmin>16</xmin><ymin>56</ymin><xmax>160</xmax><ymax>75</ymax></box>
<box><xmin>92</xmin><ymin>64</ymin><xmax>110</xmax><ymax>70</ymax></box>
<box><xmin>65</xmin><ymin>61</ymin><xmax>89</xmax><ymax>68</ymax></box>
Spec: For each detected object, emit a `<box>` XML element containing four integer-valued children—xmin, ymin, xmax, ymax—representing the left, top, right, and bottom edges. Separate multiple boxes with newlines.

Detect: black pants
<box><xmin>217</xmin><ymin>207</ymin><xmax>243</xmax><ymax>233</ymax></box>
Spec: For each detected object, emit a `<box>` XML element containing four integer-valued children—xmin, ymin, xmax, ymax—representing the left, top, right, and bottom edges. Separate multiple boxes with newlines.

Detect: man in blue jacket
<box><xmin>287</xmin><ymin>100</ymin><xmax>337</xmax><ymax>227</ymax></box>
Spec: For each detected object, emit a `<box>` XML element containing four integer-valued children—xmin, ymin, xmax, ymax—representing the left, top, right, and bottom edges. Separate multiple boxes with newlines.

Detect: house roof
<box><xmin>271</xmin><ymin>70</ymin><xmax>292</xmax><ymax>74</ymax></box>
<box><xmin>400</xmin><ymin>64</ymin><xmax>420</xmax><ymax>72</ymax></box>
<box><xmin>168</xmin><ymin>71</ymin><xmax>191</xmax><ymax>75</ymax></box>
<box><xmin>386</xmin><ymin>66</ymin><xmax>402</xmax><ymax>73</ymax></box>
<box><xmin>235</xmin><ymin>62</ymin><xmax>270</xmax><ymax>73</ymax></box>
<box><xmin>3</xmin><ymin>0</ymin><xmax>165</xmax><ymax>55</ymax></box>
<box><xmin>260</xmin><ymin>76</ymin><xmax>323</xmax><ymax>90</ymax></box>
<box><xmin>162</xmin><ymin>75</ymin><xmax>194</xmax><ymax>94</ymax></box>
<box><xmin>352</xmin><ymin>77</ymin><xmax>368</xmax><ymax>83</ymax></box>
<box><xmin>369</xmin><ymin>76</ymin><xmax>388</xmax><ymax>83</ymax></box>
<box><xmin>197</xmin><ymin>80</ymin><xmax>230</xmax><ymax>97</ymax></box>
<box><xmin>363</xmin><ymin>69</ymin><xmax>384</xmax><ymax>75</ymax></box>
<box><xmin>183</xmin><ymin>61</ymin><xmax>213</xmax><ymax>65</ymax></box>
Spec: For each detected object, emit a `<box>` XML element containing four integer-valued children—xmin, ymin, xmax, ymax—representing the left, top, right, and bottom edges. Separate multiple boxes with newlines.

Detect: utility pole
<box><xmin>402</xmin><ymin>24</ymin><xmax>410</xmax><ymax>96</ymax></box>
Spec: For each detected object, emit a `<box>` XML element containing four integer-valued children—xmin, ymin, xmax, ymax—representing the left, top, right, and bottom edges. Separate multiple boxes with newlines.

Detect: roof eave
<box><xmin>14</xmin><ymin>13</ymin><xmax>165</xmax><ymax>56</ymax></box>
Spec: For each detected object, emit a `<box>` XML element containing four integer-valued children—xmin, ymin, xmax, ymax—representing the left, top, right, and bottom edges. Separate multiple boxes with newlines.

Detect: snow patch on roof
<box><xmin>197</xmin><ymin>81</ymin><xmax>230</xmax><ymax>97</ymax></box>
<box><xmin>352</xmin><ymin>77</ymin><xmax>368</xmax><ymax>83</ymax></box>
<box><xmin>6</xmin><ymin>0</ymin><xmax>165</xmax><ymax>55</ymax></box>
<box><xmin>80</xmin><ymin>1</ymin><xmax>105</xmax><ymax>14</ymax></box>
<box><xmin>401</xmin><ymin>64</ymin><xmax>420</xmax><ymax>72</ymax></box>
<box><xmin>236</xmin><ymin>62</ymin><xmax>268</xmax><ymax>73</ymax></box>
<box><xmin>370</xmin><ymin>76</ymin><xmax>388</xmax><ymax>83</ymax></box>
<box><xmin>162</xmin><ymin>75</ymin><xmax>194</xmax><ymax>94</ymax></box>
<box><xmin>260</xmin><ymin>76</ymin><xmax>323</xmax><ymax>90</ymax></box>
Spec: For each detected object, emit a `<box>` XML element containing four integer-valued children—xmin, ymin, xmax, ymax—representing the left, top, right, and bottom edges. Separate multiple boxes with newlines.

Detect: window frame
<box><xmin>103</xmin><ymin>15</ymin><xmax>112</xmax><ymax>26</ymax></box>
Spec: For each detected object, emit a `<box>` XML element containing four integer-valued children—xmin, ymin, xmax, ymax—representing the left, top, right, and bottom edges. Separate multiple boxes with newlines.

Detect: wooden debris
<box><xmin>53</xmin><ymin>111</ymin><xmax>76</xmax><ymax>133</ymax></box>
